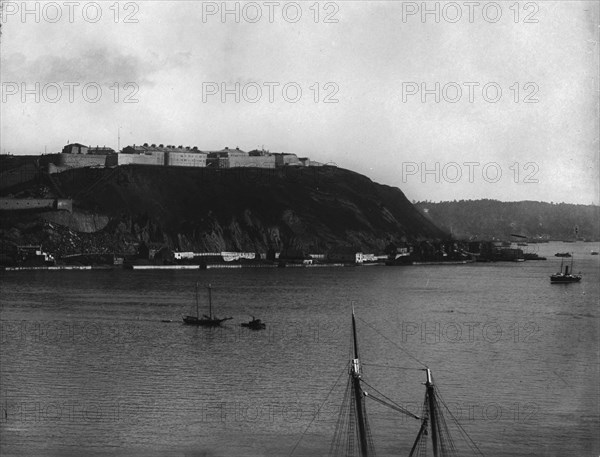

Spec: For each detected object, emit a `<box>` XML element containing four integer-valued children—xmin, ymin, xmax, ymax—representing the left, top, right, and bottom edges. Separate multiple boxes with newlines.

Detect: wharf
<box><xmin>2</xmin><ymin>265</ymin><xmax>113</xmax><ymax>271</ymax></box>
<box><xmin>412</xmin><ymin>260</ymin><xmax>475</xmax><ymax>266</ymax></box>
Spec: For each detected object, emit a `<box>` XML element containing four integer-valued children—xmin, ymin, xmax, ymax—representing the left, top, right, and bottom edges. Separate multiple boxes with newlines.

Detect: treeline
<box><xmin>415</xmin><ymin>199</ymin><xmax>600</xmax><ymax>241</ymax></box>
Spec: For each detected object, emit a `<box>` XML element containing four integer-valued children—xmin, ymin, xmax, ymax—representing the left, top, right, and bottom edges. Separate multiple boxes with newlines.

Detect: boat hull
<box><xmin>241</xmin><ymin>321</ymin><xmax>266</xmax><ymax>330</ymax></box>
<box><xmin>182</xmin><ymin>315</ymin><xmax>231</xmax><ymax>326</ymax></box>
<box><xmin>550</xmin><ymin>275</ymin><xmax>582</xmax><ymax>283</ymax></box>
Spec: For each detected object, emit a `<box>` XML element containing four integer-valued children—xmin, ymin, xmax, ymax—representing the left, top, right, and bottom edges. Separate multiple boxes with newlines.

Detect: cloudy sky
<box><xmin>1</xmin><ymin>1</ymin><xmax>598</xmax><ymax>204</ymax></box>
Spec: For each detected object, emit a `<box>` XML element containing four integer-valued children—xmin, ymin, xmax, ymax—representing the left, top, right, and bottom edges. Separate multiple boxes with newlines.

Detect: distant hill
<box><xmin>415</xmin><ymin>200</ymin><xmax>600</xmax><ymax>241</ymax></box>
<box><xmin>0</xmin><ymin>165</ymin><xmax>447</xmax><ymax>257</ymax></box>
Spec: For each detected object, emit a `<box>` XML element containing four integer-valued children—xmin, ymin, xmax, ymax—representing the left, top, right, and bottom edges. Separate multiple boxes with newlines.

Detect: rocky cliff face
<box><xmin>0</xmin><ymin>165</ymin><xmax>447</xmax><ymax>256</ymax></box>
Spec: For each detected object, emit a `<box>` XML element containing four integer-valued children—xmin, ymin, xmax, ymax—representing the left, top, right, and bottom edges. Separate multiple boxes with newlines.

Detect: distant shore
<box><xmin>2</xmin><ymin>262</ymin><xmax>362</xmax><ymax>271</ymax></box>
<box><xmin>0</xmin><ymin>258</ymin><xmax>520</xmax><ymax>271</ymax></box>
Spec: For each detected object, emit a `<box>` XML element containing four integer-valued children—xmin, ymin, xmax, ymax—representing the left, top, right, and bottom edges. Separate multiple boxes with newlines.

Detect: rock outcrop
<box><xmin>0</xmin><ymin>165</ymin><xmax>447</xmax><ymax>256</ymax></box>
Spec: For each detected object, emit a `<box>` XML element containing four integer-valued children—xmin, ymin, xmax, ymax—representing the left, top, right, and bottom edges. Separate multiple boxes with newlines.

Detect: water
<box><xmin>1</xmin><ymin>242</ymin><xmax>598</xmax><ymax>457</ymax></box>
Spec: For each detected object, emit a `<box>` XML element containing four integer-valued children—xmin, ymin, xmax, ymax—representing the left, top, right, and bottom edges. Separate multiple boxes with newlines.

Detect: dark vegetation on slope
<box><xmin>1</xmin><ymin>164</ymin><xmax>447</xmax><ymax>256</ymax></box>
<box><xmin>416</xmin><ymin>200</ymin><xmax>599</xmax><ymax>241</ymax></box>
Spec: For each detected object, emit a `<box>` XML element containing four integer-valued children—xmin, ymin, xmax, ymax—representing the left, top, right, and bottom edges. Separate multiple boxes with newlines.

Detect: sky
<box><xmin>0</xmin><ymin>1</ymin><xmax>598</xmax><ymax>204</ymax></box>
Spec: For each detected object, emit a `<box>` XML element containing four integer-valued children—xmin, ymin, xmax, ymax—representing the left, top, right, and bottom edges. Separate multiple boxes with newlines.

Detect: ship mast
<box><xmin>195</xmin><ymin>282</ymin><xmax>199</xmax><ymax>318</ymax></box>
<box><xmin>570</xmin><ymin>254</ymin><xmax>574</xmax><ymax>275</ymax></box>
<box><xmin>331</xmin><ymin>315</ymin><xmax>483</xmax><ymax>457</ymax></box>
<box><xmin>351</xmin><ymin>309</ymin><xmax>369</xmax><ymax>457</ymax></box>
<box><xmin>426</xmin><ymin>369</ymin><xmax>440</xmax><ymax>457</ymax></box>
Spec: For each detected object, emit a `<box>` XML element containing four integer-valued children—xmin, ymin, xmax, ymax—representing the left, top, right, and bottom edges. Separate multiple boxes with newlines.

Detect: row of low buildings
<box><xmin>48</xmin><ymin>143</ymin><xmax>323</xmax><ymax>173</ymax></box>
<box><xmin>152</xmin><ymin>249</ymin><xmax>386</xmax><ymax>265</ymax></box>
<box><xmin>146</xmin><ymin>243</ymin><xmax>475</xmax><ymax>266</ymax></box>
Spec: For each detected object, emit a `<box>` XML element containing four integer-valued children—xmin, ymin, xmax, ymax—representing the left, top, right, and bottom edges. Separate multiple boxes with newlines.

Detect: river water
<box><xmin>1</xmin><ymin>242</ymin><xmax>598</xmax><ymax>456</ymax></box>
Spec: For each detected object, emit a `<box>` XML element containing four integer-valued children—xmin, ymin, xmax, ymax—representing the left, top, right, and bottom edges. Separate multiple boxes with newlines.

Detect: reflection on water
<box><xmin>1</xmin><ymin>242</ymin><xmax>598</xmax><ymax>456</ymax></box>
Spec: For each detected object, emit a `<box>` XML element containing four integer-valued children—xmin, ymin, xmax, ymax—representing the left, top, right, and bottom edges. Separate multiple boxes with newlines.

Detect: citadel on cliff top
<box><xmin>49</xmin><ymin>142</ymin><xmax>327</xmax><ymax>173</ymax></box>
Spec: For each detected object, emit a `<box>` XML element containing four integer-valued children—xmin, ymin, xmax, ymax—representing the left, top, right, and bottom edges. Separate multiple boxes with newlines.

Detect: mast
<box><xmin>195</xmin><ymin>282</ymin><xmax>199</xmax><ymax>318</ymax></box>
<box><xmin>425</xmin><ymin>369</ymin><xmax>439</xmax><ymax>457</ymax></box>
<box><xmin>570</xmin><ymin>254</ymin><xmax>574</xmax><ymax>275</ymax></box>
<box><xmin>208</xmin><ymin>284</ymin><xmax>213</xmax><ymax>319</ymax></box>
<box><xmin>351</xmin><ymin>310</ymin><xmax>369</xmax><ymax>457</ymax></box>
<box><xmin>352</xmin><ymin>309</ymin><xmax>360</xmax><ymax>361</ymax></box>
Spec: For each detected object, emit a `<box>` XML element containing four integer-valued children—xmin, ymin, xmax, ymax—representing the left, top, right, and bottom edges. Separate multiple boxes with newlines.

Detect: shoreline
<box><xmin>1</xmin><ymin>265</ymin><xmax>112</xmax><ymax>271</ymax></box>
<box><xmin>0</xmin><ymin>258</ymin><xmax>560</xmax><ymax>271</ymax></box>
<box><xmin>1</xmin><ymin>262</ymin><xmax>363</xmax><ymax>271</ymax></box>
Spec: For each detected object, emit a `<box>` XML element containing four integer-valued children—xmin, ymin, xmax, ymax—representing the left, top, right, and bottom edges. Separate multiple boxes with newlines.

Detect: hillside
<box><xmin>416</xmin><ymin>200</ymin><xmax>600</xmax><ymax>241</ymax></box>
<box><xmin>0</xmin><ymin>165</ymin><xmax>447</xmax><ymax>257</ymax></box>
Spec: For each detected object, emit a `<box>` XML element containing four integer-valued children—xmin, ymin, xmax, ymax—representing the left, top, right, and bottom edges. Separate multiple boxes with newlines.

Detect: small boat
<box><xmin>524</xmin><ymin>253</ymin><xmax>546</xmax><ymax>260</ymax></box>
<box><xmin>591</xmin><ymin>250</ymin><xmax>599</xmax><ymax>255</ymax></box>
<box><xmin>550</xmin><ymin>257</ymin><xmax>582</xmax><ymax>283</ymax></box>
<box><xmin>182</xmin><ymin>283</ymin><xmax>232</xmax><ymax>326</ymax></box>
<box><xmin>554</xmin><ymin>252</ymin><xmax>572</xmax><ymax>257</ymax></box>
<box><xmin>241</xmin><ymin>316</ymin><xmax>266</xmax><ymax>330</ymax></box>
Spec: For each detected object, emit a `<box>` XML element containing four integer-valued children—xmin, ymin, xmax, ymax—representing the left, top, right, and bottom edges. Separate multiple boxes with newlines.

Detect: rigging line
<box><xmin>329</xmin><ymin>376</ymin><xmax>352</xmax><ymax>457</ymax></box>
<box><xmin>361</xmin><ymin>394</ymin><xmax>378</xmax><ymax>457</ymax></box>
<box><xmin>434</xmin><ymin>388</ymin><xmax>485</xmax><ymax>456</ymax></box>
<box><xmin>289</xmin><ymin>361</ymin><xmax>350</xmax><ymax>457</ymax></box>
<box><xmin>365</xmin><ymin>391</ymin><xmax>421</xmax><ymax>420</ymax></box>
<box><xmin>362</xmin><ymin>363</ymin><xmax>423</xmax><ymax>371</ymax></box>
<box><xmin>360</xmin><ymin>379</ymin><xmax>421</xmax><ymax>420</ymax></box>
<box><xmin>355</xmin><ymin>316</ymin><xmax>428</xmax><ymax>368</ymax></box>
<box><xmin>431</xmin><ymin>390</ymin><xmax>459</xmax><ymax>456</ymax></box>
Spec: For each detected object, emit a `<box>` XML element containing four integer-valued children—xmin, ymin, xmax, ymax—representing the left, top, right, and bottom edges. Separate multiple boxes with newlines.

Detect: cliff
<box><xmin>0</xmin><ymin>165</ymin><xmax>447</xmax><ymax>257</ymax></box>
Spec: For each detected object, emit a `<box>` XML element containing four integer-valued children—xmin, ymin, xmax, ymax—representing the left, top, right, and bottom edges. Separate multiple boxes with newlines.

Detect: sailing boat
<box><xmin>550</xmin><ymin>255</ymin><xmax>582</xmax><ymax>283</ymax></box>
<box><xmin>182</xmin><ymin>283</ymin><xmax>233</xmax><ymax>326</ymax></box>
<box><xmin>328</xmin><ymin>310</ymin><xmax>483</xmax><ymax>457</ymax></box>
